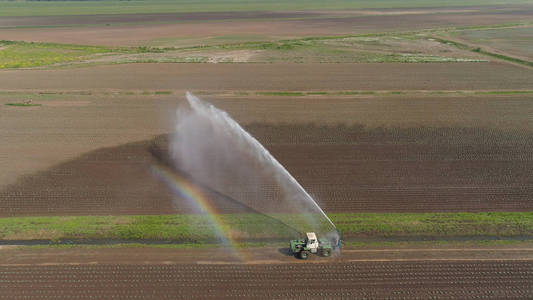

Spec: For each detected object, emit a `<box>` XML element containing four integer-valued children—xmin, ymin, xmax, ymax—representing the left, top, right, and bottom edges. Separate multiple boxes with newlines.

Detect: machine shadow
<box><xmin>278</xmin><ymin>248</ymin><xmax>294</xmax><ymax>257</ymax></box>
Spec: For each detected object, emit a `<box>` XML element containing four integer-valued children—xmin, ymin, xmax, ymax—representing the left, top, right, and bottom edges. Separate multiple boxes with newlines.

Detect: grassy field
<box><xmin>0</xmin><ymin>40</ymin><xmax>121</xmax><ymax>69</ymax></box>
<box><xmin>1</xmin><ymin>212</ymin><xmax>532</xmax><ymax>244</ymax></box>
<box><xmin>0</xmin><ymin>32</ymin><xmax>488</xmax><ymax>69</ymax></box>
<box><xmin>1</xmin><ymin>0</ymin><xmax>531</xmax><ymax>17</ymax></box>
<box><xmin>6</xmin><ymin>22</ymin><xmax>533</xmax><ymax>69</ymax></box>
<box><xmin>0</xmin><ymin>41</ymin><xmax>171</xmax><ymax>69</ymax></box>
<box><xmin>167</xmin><ymin>34</ymin><xmax>486</xmax><ymax>63</ymax></box>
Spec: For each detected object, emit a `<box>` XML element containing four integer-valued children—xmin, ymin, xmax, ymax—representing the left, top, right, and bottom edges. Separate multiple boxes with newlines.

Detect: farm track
<box><xmin>0</xmin><ymin>261</ymin><xmax>532</xmax><ymax>299</ymax></box>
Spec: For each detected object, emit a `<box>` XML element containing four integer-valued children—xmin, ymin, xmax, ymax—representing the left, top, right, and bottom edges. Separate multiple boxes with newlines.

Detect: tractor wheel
<box><xmin>299</xmin><ymin>251</ymin><xmax>309</xmax><ymax>259</ymax></box>
<box><xmin>322</xmin><ymin>249</ymin><xmax>331</xmax><ymax>257</ymax></box>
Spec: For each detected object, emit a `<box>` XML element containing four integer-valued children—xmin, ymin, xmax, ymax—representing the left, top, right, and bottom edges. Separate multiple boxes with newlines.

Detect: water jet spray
<box><xmin>165</xmin><ymin>92</ymin><xmax>339</xmax><ymax>249</ymax></box>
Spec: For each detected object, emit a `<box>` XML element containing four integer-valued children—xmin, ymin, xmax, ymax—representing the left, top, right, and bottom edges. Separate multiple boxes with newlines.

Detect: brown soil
<box><xmin>1</xmin><ymin>247</ymin><xmax>533</xmax><ymax>299</ymax></box>
<box><xmin>0</xmin><ymin>11</ymin><xmax>328</xmax><ymax>28</ymax></box>
<box><xmin>3</xmin><ymin>92</ymin><xmax>531</xmax><ymax>189</ymax></box>
<box><xmin>2</xmin><ymin>93</ymin><xmax>533</xmax><ymax>215</ymax></box>
<box><xmin>443</xmin><ymin>32</ymin><xmax>533</xmax><ymax>63</ymax></box>
<box><xmin>1</xmin><ymin>62</ymin><xmax>533</xmax><ymax>91</ymax></box>
<box><xmin>0</xmin><ymin>6</ymin><xmax>532</xmax><ymax>46</ymax></box>
<box><xmin>2</xmin><ymin>114</ymin><xmax>533</xmax><ymax>215</ymax></box>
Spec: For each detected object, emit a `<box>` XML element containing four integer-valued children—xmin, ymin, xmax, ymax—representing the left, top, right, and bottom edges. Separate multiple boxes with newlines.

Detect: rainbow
<box><xmin>151</xmin><ymin>163</ymin><xmax>246</xmax><ymax>261</ymax></box>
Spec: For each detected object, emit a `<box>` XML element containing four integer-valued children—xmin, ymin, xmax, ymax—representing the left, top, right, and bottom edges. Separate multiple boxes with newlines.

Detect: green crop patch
<box><xmin>175</xmin><ymin>34</ymin><xmax>488</xmax><ymax>64</ymax></box>
<box><xmin>332</xmin><ymin>212</ymin><xmax>533</xmax><ymax>238</ymax></box>
<box><xmin>1</xmin><ymin>212</ymin><xmax>532</xmax><ymax>246</ymax></box>
<box><xmin>0</xmin><ymin>40</ymin><xmax>125</xmax><ymax>69</ymax></box>
<box><xmin>256</xmin><ymin>91</ymin><xmax>306</xmax><ymax>96</ymax></box>
<box><xmin>154</xmin><ymin>91</ymin><xmax>173</xmax><ymax>95</ymax></box>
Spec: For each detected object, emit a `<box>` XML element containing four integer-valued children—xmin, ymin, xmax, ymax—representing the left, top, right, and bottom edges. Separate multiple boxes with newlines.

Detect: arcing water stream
<box><xmin>168</xmin><ymin>92</ymin><xmax>338</xmax><ymax>244</ymax></box>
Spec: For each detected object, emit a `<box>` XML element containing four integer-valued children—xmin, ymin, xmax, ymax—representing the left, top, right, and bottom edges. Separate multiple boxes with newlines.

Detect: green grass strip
<box><xmin>256</xmin><ymin>91</ymin><xmax>306</xmax><ymax>96</ymax></box>
<box><xmin>334</xmin><ymin>212</ymin><xmax>533</xmax><ymax>238</ymax></box>
<box><xmin>1</xmin><ymin>212</ymin><xmax>532</xmax><ymax>243</ymax></box>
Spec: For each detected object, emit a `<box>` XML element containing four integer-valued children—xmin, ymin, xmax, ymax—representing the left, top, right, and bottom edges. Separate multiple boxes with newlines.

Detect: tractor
<box><xmin>289</xmin><ymin>232</ymin><xmax>334</xmax><ymax>259</ymax></box>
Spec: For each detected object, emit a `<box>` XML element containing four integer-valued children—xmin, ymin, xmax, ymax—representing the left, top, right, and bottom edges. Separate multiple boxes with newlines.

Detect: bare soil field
<box><xmin>0</xmin><ymin>11</ymin><xmax>329</xmax><ymax>28</ymax></box>
<box><xmin>0</xmin><ymin>6</ymin><xmax>532</xmax><ymax>46</ymax></box>
<box><xmin>2</xmin><ymin>126</ymin><xmax>532</xmax><ymax>215</ymax></box>
<box><xmin>2</xmin><ymin>93</ymin><xmax>533</xmax><ymax>215</ymax></box>
<box><xmin>2</xmin><ymin>6</ymin><xmax>528</xmax><ymax>28</ymax></box>
<box><xmin>453</xmin><ymin>26</ymin><xmax>533</xmax><ymax>61</ymax></box>
<box><xmin>1</xmin><ymin>248</ymin><xmax>532</xmax><ymax>299</ymax></box>
<box><xmin>1</xmin><ymin>62</ymin><xmax>533</xmax><ymax>91</ymax></box>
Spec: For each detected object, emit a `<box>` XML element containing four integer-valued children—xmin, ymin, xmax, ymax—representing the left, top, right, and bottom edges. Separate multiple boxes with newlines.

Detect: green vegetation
<box><xmin>1</xmin><ymin>212</ymin><xmax>532</xmax><ymax>244</ymax></box>
<box><xmin>333</xmin><ymin>212</ymin><xmax>533</xmax><ymax>238</ymax></box>
<box><xmin>16</xmin><ymin>241</ymin><xmax>276</xmax><ymax>250</ymax></box>
<box><xmin>1</xmin><ymin>0</ymin><xmax>531</xmax><ymax>17</ymax></box>
<box><xmin>182</xmin><ymin>35</ymin><xmax>486</xmax><ymax>63</ymax></box>
<box><xmin>0</xmin><ymin>31</ymin><xmax>489</xmax><ymax>69</ymax></box>
<box><xmin>0</xmin><ymin>40</ymin><xmax>179</xmax><ymax>69</ymax></box>
<box><xmin>256</xmin><ymin>92</ymin><xmax>306</xmax><ymax>96</ymax></box>
<box><xmin>0</xmin><ymin>40</ymin><xmax>120</xmax><ymax>69</ymax></box>
<box><xmin>0</xmin><ymin>214</ymin><xmax>301</xmax><ymax>242</ymax></box>
<box><xmin>154</xmin><ymin>91</ymin><xmax>172</xmax><ymax>95</ymax></box>
<box><xmin>5</xmin><ymin>102</ymin><xmax>41</xmax><ymax>107</ymax></box>
<box><xmin>343</xmin><ymin>239</ymin><xmax>533</xmax><ymax>249</ymax></box>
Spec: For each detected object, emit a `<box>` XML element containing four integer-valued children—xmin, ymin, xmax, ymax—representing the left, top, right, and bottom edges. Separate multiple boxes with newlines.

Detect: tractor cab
<box><xmin>305</xmin><ymin>232</ymin><xmax>319</xmax><ymax>253</ymax></box>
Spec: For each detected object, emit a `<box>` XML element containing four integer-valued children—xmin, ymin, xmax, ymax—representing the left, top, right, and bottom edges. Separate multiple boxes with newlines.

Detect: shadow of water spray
<box><xmin>156</xmin><ymin>92</ymin><xmax>339</xmax><ymax>255</ymax></box>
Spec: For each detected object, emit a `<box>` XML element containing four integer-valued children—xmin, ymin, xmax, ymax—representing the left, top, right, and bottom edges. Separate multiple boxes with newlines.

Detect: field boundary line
<box><xmin>342</xmin><ymin>248</ymin><xmax>533</xmax><ymax>252</ymax></box>
<box><xmin>348</xmin><ymin>258</ymin><xmax>533</xmax><ymax>262</ymax></box>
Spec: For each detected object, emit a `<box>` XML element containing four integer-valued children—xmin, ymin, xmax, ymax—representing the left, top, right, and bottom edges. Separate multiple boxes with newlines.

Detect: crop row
<box><xmin>1</xmin><ymin>262</ymin><xmax>533</xmax><ymax>299</ymax></box>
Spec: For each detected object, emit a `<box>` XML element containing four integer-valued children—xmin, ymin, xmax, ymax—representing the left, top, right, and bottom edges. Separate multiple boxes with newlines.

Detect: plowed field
<box><xmin>2</xmin><ymin>63</ymin><xmax>533</xmax><ymax>91</ymax></box>
<box><xmin>1</xmin><ymin>261</ymin><xmax>532</xmax><ymax>299</ymax></box>
<box><xmin>2</xmin><ymin>6</ymin><xmax>533</xmax><ymax>46</ymax></box>
<box><xmin>2</xmin><ymin>116</ymin><xmax>533</xmax><ymax>215</ymax></box>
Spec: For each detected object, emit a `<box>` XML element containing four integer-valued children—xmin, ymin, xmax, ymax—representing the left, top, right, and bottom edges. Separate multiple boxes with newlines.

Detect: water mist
<box><xmin>169</xmin><ymin>92</ymin><xmax>339</xmax><ymax>243</ymax></box>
